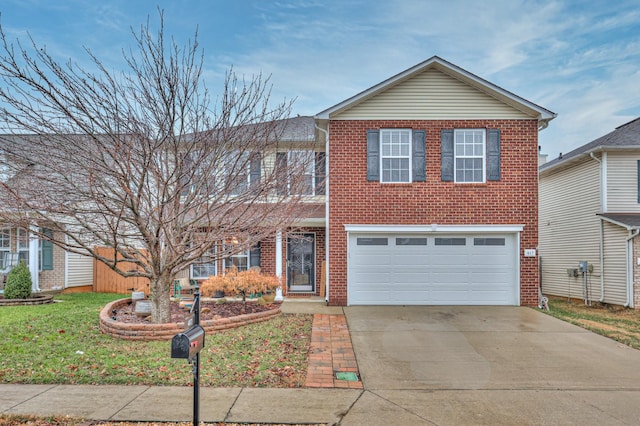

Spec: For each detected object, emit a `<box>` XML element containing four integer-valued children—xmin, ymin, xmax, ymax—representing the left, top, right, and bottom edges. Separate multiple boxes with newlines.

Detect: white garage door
<box><xmin>348</xmin><ymin>233</ymin><xmax>518</xmax><ymax>305</ymax></box>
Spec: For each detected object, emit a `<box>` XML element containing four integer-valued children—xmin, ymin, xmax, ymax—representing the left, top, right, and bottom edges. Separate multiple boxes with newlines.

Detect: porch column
<box><xmin>28</xmin><ymin>226</ymin><xmax>40</xmax><ymax>292</ymax></box>
<box><xmin>275</xmin><ymin>230</ymin><xmax>284</xmax><ymax>302</ymax></box>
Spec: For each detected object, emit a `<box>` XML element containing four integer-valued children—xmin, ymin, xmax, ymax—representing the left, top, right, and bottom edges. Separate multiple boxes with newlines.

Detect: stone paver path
<box><xmin>305</xmin><ymin>314</ymin><xmax>362</xmax><ymax>389</ymax></box>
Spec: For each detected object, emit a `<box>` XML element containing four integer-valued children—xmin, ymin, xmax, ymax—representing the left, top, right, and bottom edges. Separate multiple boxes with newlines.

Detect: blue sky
<box><xmin>1</xmin><ymin>0</ymin><xmax>639</xmax><ymax>157</ymax></box>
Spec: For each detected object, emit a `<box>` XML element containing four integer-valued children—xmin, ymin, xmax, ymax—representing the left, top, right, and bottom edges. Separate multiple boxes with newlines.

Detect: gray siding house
<box><xmin>539</xmin><ymin>117</ymin><xmax>640</xmax><ymax>308</ymax></box>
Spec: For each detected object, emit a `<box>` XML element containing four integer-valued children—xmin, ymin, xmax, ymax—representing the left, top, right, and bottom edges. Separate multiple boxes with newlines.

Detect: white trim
<box><xmin>344</xmin><ymin>224</ymin><xmax>524</xmax><ymax>233</ymax></box>
<box><xmin>275</xmin><ymin>230</ymin><xmax>283</xmax><ymax>279</ymax></box>
<box><xmin>28</xmin><ymin>226</ymin><xmax>39</xmax><ymax>292</ymax></box>
<box><xmin>292</xmin><ymin>217</ymin><xmax>326</xmax><ymax>227</ymax></box>
<box><xmin>64</xmin><ymin>234</ymin><xmax>69</xmax><ymax>289</ymax></box>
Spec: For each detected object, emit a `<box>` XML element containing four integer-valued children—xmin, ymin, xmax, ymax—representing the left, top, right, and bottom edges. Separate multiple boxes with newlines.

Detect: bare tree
<box><xmin>0</xmin><ymin>13</ymin><xmax>316</xmax><ymax>323</ymax></box>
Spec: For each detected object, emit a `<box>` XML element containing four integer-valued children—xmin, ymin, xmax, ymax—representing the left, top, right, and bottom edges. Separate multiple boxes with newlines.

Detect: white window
<box><xmin>454</xmin><ymin>129</ymin><xmax>485</xmax><ymax>183</ymax></box>
<box><xmin>190</xmin><ymin>247</ymin><xmax>217</xmax><ymax>280</ymax></box>
<box><xmin>381</xmin><ymin>129</ymin><xmax>411</xmax><ymax>183</ymax></box>
<box><xmin>227</xmin><ymin>249</ymin><xmax>250</xmax><ymax>272</ymax></box>
<box><xmin>277</xmin><ymin>150</ymin><xmax>318</xmax><ymax>196</ymax></box>
<box><xmin>0</xmin><ymin>228</ymin><xmax>10</xmax><ymax>268</ymax></box>
<box><xmin>17</xmin><ymin>228</ymin><xmax>29</xmax><ymax>264</ymax></box>
<box><xmin>227</xmin><ymin>151</ymin><xmax>250</xmax><ymax>196</ymax></box>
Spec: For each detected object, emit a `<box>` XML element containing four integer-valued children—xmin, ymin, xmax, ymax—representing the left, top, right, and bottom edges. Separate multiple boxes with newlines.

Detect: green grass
<box><xmin>543</xmin><ymin>297</ymin><xmax>640</xmax><ymax>349</ymax></box>
<box><xmin>0</xmin><ymin>293</ymin><xmax>312</xmax><ymax>387</ymax></box>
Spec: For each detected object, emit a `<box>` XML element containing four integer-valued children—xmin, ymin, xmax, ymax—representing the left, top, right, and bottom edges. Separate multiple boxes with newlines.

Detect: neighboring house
<box><xmin>539</xmin><ymin>117</ymin><xmax>640</xmax><ymax>309</ymax></box>
<box><xmin>0</xmin><ymin>140</ymin><xmax>94</xmax><ymax>294</ymax></box>
<box><xmin>315</xmin><ymin>56</ymin><xmax>555</xmax><ymax>306</ymax></box>
<box><xmin>0</xmin><ymin>226</ymin><xmax>93</xmax><ymax>294</ymax></box>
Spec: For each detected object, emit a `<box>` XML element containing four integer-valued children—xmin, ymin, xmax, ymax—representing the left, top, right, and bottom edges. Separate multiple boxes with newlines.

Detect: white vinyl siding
<box><xmin>66</xmin><ymin>251</ymin><xmax>94</xmax><ymax>288</ymax></box>
<box><xmin>333</xmin><ymin>68</ymin><xmax>532</xmax><ymax>120</ymax></box>
<box><xmin>601</xmin><ymin>221</ymin><xmax>628</xmax><ymax>305</ymax></box>
<box><xmin>606</xmin><ymin>152</ymin><xmax>640</xmax><ymax>212</ymax></box>
<box><xmin>539</xmin><ymin>158</ymin><xmax>602</xmax><ymax>301</ymax></box>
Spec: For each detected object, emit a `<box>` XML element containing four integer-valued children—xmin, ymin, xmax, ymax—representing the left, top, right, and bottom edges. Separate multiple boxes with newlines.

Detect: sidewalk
<box><xmin>0</xmin><ymin>384</ymin><xmax>363</xmax><ymax>424</ymax></box>
<box><xmin>0</xmin><ymin>299</ymin><xmax>364</xmax><ymax>425</ymax></box>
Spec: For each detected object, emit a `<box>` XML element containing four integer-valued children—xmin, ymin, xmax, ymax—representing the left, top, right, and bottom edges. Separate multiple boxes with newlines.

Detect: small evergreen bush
<box><xmin>4</xmin><ymin>260</ymin><xmax>32</xmax><ymax>299</ymax></box>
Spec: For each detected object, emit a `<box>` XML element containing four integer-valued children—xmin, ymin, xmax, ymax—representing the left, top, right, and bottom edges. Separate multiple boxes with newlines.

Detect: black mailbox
<box><xmin>171</xmin><ymin>325</ymin><xmax>205</xmax><ymax>361</ymax></box>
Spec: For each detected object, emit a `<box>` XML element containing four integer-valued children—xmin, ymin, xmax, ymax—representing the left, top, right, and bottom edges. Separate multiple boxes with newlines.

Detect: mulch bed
<box><xmin>114</xmin><ymin>299</ymin><xmax>279</xmax><ymax>324</ymax></box>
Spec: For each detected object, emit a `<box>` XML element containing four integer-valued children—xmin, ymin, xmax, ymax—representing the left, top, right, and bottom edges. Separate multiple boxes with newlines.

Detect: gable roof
<box><xmin>540</xmin><ymin>117</ymin><xmax>640</xmax><ymax>174</ymax></box>
<box><xmin>315</xmin><ymin>56</ymin><xmax>556</xmax><ymax>128</ymax></box>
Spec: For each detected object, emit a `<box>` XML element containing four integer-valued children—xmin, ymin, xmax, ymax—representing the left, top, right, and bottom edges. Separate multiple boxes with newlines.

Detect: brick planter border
<box><xmin>100</xmin><ymin>298</ymin><xmax>281</xmax><ymax>341</ymax></box>
<box><xmin>0</xmin><ymin>294</ymin><xmax>54</xmax><ymax>306</ymax></box>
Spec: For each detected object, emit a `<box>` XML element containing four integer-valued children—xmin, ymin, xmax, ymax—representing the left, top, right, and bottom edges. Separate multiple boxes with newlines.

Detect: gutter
<box><xmin>626</xmin><ymin>229</ymin><xmax>639</xmax><ymax>308</ymax></box>
<box><xmin>315</xmin><ymin>122</ymin><xmax>330</xmax><ymax>304</ymax></box>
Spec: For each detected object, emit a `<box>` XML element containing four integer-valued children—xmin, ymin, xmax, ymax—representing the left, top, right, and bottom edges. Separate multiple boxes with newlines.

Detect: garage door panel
<box><xmin>348</xmin><ymin>232</ymin><xmax>518</xmax><ymax>305</ymax></box>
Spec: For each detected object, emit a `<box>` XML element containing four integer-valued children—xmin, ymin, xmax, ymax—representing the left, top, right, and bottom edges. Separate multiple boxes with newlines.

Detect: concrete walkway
<box><xmin>4</xmin><ymin>302</ymin><xmax>640</xmax><ymax>424</ymax></box>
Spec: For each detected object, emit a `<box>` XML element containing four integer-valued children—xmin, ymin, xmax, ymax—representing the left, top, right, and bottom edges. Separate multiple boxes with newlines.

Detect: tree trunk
<box><xmin>150</xmin><ymin>277</ymin><xmax>172</xmax><ymax>324</ymax></box>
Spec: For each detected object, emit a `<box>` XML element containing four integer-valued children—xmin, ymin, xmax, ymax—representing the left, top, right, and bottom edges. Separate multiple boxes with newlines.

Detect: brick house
<box><xmin>314</xmin><ymin>56</ymin><xmax>555</xmax><ymax>306</ymax></box>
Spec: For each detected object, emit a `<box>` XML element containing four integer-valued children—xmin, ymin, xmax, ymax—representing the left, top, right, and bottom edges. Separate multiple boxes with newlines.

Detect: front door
<box><xmin>287</xmin><ymin>233</ymin><xmax>315</xmax><ymax>292</ymax></box>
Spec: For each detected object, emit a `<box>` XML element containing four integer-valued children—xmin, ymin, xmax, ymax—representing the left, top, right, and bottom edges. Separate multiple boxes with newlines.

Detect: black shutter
<box><xmin>250</xmin><ymin>243</ymin><xmax>261</xmax><ymax>268</ymax></box>
<box><xmin>41</xmin><ymin>228</ymin><xmax>53</xmax><ymax>271</ymax></box>
<box><xmin>249</xmin><ymin>153</ymin><xmax>261</xmax><ymax>188</ymax></box>
<box><xmin>276</xmin><ymin>152</ymin><xmax>288</xmax><ymax>196</ymax></box>
<box><xmin>315</xmin><ymin>152</ymin><xmax>326</xmax><ymax>195</ymax></box>
<box><xmin>367</xmin><ymin>130</ymin><xmax>380</xmax><ymax>181</ymax></box>
<box><xmin>487</xmin><ymin>129</ymin><xmax>501</xmax><ymax>181</ymax></box>
<box><xmin>441</xmin><ymin>129</ymin><xmax>454</xmax><ymax>181</ymax></box>
<box><xmin>412</xmin><ymin>130</ymin><xmax>426</xmax><ymax>182</ymax></box>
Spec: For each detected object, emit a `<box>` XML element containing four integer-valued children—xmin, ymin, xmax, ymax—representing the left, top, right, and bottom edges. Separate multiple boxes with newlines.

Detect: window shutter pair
<box><xmin>366</xmin><ymin>130</ymin><xmax>427</xmax><ymax>182</ymax></box>
<box><xmin>440</xmin><ymin>129</ymin><xmax>501</xmax><ymax>181</ymax></box>
<box><xmin>41</xmin><ymin>228</ymin><xmax>53</xmax><ymax>270</ymax></box>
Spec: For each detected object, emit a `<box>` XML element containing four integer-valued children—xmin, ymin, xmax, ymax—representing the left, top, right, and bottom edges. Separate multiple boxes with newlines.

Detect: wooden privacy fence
<box><xmin>93</xmin><ymin>247</ymin><xmax>151</xmax><ymax>295</ymax></box>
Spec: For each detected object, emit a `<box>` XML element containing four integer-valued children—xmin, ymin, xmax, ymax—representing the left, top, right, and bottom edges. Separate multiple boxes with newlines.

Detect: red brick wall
<box><xmin>327</xmin><ymin>119</ymin><xmax>539</xmax><ymax>306</ymax></box>
<box><xmin>39</xmin><ymin>231</ymin><xmax>66</xmax><ymax>290</ymax></box>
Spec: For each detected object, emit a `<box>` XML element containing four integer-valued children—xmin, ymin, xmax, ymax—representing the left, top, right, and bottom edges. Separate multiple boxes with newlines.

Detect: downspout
<box><xmin>599</xmin><ymin>219</ymin><xmax>605</xmax><ymax>302</ymax></box>
<box><xmin>315</xmin><ymin>122</ymin><xmax>330</xmax><ymax>304</ymax></box>
<box><xmin>590</xmin><ymin>152</ymin><xmax>605</xmax><ymax>302</ymax></box>
<box><xmin>625</xmin><ymin>229</ymin><xmax>639</xmax><ymax>308</ymax></box>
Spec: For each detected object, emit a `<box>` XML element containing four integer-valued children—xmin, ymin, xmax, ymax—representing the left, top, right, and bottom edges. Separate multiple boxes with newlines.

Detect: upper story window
<box><xmin>454</xmin><ymin>129</ymin><xmax>486</xmax><ymax>183</ymax></box>
<box><xmin>367</xmin><ymin>129</ymin><xmax>426</xmax><ymax>183</ymax></box>
<box><xmin>380</xmin><ymin>129</ymin><xmax>412</xmax><ymax>183</ymax></box>
<box><xmin>442</xmin><ymin>128</ymin><xmax>499</xmax><ymax>183</ymax></box>
<box><xmin>276</xmin><ymin>150</ymin><xmax>325</xmax><ymax>196</ymax></box>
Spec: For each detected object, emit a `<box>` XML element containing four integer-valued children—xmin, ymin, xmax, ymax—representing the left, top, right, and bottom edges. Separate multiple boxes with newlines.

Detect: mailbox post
<box><xmin>171</xmin><ymin>285</ymin><xmax>204</xmax><ymax>425</ymax></box>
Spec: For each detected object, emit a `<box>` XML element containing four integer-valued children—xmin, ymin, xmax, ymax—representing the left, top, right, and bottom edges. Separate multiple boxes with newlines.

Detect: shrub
<box><xmin>4</xmin><ymin>260</ymin><xmax>32</xmax><ymax>299</ymax></box>
<box><xmin>201</xmin><ymin>266</ymin><xmax>280</xmax><ymax>304</ymax></box>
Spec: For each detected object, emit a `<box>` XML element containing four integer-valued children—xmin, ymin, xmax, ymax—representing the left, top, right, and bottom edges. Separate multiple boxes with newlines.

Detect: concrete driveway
<box><xmin>341</xmin><ymin>306</ymin><xmax>640</xmax><ymax>425</ymax></box>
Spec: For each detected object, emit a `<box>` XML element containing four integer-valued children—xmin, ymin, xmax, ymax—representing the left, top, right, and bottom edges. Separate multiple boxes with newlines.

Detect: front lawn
<box><xmin>543</xmin><ymin>297</ymin><xmax>640</xmax><ymax>349</ymax></box>
<box><xmin>0</xmin><ymin>293</ymin><xmax>312</xmax><ymax>387</ymax></box>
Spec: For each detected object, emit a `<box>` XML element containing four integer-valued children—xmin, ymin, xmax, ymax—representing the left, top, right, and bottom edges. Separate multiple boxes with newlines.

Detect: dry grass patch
<box><xmin>543</xmin><ymin>297</ymin><xmax>640</xmax><ymax>349</ymax></box>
